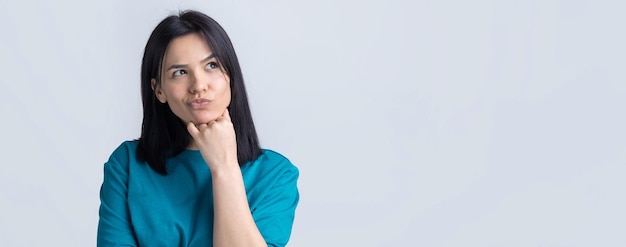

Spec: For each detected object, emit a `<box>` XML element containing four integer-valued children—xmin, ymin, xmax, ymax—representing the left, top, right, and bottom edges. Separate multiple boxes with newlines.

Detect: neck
<box><xmin>187</xmin><ymin>139</ymin><xmax>199</xmax><ymax>150</ymax></box>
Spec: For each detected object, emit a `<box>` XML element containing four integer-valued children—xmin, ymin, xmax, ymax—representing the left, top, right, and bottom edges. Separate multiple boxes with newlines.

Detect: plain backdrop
<box><xmin>1</xmin><ymin>0</ymin><xmax>625</xmax><ymax>246</ymax></box>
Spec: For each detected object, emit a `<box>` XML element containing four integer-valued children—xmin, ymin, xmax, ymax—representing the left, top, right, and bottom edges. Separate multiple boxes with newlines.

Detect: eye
<box><xmin>172</xmin><ymin>70</ymin><xmax>187</xmax><ymax>77</ymax></box>
<box><xmin>206</xmin><ymin>62</ymin><xmax>219</xmax><ymax>70</ymax></box>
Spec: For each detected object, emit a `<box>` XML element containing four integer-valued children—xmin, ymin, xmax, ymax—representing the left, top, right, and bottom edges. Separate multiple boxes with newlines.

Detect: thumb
<box><xmin>187</xmin><ymin>122</ymin><xmax>200</xmax><ymax>137</ymax></box>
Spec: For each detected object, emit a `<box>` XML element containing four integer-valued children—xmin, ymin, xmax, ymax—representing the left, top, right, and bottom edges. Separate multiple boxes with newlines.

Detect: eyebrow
<box><xmin>165</xmin><ymin>54</ymin><xmax>216</xmax><ymax>71</ymax></box>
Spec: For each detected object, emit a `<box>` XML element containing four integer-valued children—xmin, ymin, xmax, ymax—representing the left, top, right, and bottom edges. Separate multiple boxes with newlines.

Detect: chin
<box><xmin>189</xmin><ymin>114</ymin><xmax>219</xmax><ymax>124</ymax></box>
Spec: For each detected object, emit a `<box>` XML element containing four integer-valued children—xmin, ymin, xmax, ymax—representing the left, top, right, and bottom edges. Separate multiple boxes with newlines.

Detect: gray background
<box><xmin>1</xmin><ymin>0</ymin><xmax>625</xmax><ymax>246</ymax></box>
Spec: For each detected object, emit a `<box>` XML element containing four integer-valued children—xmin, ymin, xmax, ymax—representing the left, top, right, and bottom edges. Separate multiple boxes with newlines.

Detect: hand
<box><xmin>187</xmin><ymin>108</ymin><xmax>239</xmax><ymax>171</ymax></box>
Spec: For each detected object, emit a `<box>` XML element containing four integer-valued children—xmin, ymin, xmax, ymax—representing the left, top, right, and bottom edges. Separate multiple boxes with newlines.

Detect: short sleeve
<box><xmin>252</xmin><ymin>163</ymin><xmax>300</xmax><ymax>247</ymax></box>
<box><xmin>97</xmin><ymin>144</ymin><xmax>138</xmax><ymax>247</ymax></box>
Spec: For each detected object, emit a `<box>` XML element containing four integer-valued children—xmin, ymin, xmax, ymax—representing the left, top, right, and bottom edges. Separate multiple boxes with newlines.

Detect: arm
<box><xmin>97</xmin><ymin>146</ymin><xmax>138</xmax><ymax>247</ymax></box>
<box><xmin>212</xmin><ymin>155</ymin><xmax>299</xmax><ymax>247</ymax></box>
<box><xmin>249</xmin><ymin>162</ymin><xmax>299</xmax><ymax>247</ymax></box>
<box><xmin>212</xmin><ymin>166</ymin><xmax>267</xmax><ymax>247</ymax></box>
<box><xmin>187</xmin><ymin>109</ymin><xmax>266</xmax><ymax>247</ymax></box>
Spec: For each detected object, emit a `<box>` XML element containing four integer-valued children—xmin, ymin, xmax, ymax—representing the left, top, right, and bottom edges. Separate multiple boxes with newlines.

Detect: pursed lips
<box><xmin>188</xmin><ymin>98</ymin><xmax>211</xmax><ymax>109</ymax></box>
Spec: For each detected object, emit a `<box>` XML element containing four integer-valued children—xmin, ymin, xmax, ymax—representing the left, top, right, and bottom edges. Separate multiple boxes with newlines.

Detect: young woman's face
<box><xmin>152</xmin><ymin>33</ymin><xmax>231</xmax><ymax>125</ymax></box>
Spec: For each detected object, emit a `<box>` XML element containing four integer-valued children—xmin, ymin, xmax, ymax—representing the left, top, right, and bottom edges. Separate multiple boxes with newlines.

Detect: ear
<box><xmin>151</xmin><ymin>78</ymin><xmax>167</xmax><ymax>103</ymax></box>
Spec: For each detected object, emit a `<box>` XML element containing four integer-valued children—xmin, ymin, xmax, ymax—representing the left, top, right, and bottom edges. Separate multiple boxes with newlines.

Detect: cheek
<box><xmin>161</xmin><ymin>86</ymin><xmax>187</xmax><ymax>111</ymax></box>
<box><xmin>221</xmin><ymin>78</ymin><xmax>232</xmax><ymax>104</ymax></box>
<box><xmin>225</xmin><ymin>86</ymin><xmax>231</xmax><ymax>102</ymax></box>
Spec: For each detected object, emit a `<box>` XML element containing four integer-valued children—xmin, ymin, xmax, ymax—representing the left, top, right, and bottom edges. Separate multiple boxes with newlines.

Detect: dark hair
<box><xmin>137</xmin><ymin>10</ymin><xmax>261</xmax><ymax>175</ymax></box>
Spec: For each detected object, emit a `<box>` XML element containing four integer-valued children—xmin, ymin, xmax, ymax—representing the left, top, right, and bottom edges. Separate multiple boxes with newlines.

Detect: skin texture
<box><xmin>152</xmin><ymin>33</ymin><xmax>267</xmax><ymax>247</ymax></box>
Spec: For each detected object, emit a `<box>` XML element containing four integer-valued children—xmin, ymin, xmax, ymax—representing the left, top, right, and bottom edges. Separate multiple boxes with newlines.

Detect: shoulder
<box><xmin>259</xmin><ymin>149</ymin><xmax>298</xmax><ymax>171</ymax></box>
<box><xmin>259</xmin><ymin>149</ymin><xmax>291</xmax><ymax>162</ymax></box>
<box><xmin>106</xmin><ymin>140</ymin><xmax>140</xmax><ymax>168</ymax></box>
<box><xmin>243</xmin><ymin>149</ymin><xmax>299</xmax><ymax>179</ymax></box>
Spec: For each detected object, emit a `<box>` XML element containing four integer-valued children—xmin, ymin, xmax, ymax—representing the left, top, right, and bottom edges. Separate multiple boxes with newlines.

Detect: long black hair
<box><xmin>137</xmin><ymin>10</ymin><xmax>262</xmax><ymax>175</ymax></box>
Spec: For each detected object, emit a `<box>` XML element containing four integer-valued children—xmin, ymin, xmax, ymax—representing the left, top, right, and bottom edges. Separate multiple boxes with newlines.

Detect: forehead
<box><xmin>162</xmin><ymin>32</ymin><xmax>213</xmax><ymax>65</ymax></box>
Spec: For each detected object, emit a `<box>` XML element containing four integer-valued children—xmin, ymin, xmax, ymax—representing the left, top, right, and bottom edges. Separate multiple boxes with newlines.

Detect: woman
<box><xmin>97</xmin><ymin>10</ymin><xmax>299</xmax><ymax>247</ymax></box>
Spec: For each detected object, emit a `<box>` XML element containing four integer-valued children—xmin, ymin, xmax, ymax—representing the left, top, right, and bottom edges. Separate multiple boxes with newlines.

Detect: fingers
<box><xmin>189</xmin><ymin>108</ymin><xmax>230</xmax><ymax>134</ymax></box>
<box><xmin>187</xmin><ymin>121</ymin><xmax>200</xmax><ymax>136</ymax></box>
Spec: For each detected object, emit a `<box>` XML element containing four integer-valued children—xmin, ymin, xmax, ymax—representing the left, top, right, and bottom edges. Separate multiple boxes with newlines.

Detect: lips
<box><xmin>189</xmin><ymin>98</ymin><xmax>211</xmax><ymax>109</ymax></box>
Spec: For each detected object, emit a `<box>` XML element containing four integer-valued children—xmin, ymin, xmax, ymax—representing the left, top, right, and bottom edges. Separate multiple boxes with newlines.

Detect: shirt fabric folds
<box><xmin>97</xmin><ymin>141</ymin><xmax>299</xmax><ymax>247</ymax></box>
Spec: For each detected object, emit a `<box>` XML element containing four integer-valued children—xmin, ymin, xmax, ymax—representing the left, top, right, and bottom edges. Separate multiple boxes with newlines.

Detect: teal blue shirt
<box><xmin>97</xmin><ymin>141</ymin><xmax>299</xmax><ymax>247</ymax></box>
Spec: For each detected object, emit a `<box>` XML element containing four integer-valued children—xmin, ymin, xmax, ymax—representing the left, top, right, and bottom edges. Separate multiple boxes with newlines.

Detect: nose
<box><xmin>189</xmin><ymin>71</ymin><xmax>208</xmax><ymax>94</ymax></box>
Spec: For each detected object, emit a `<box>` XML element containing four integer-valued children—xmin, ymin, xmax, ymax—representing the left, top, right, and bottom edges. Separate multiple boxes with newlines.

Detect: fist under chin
<box><xmin>184</xmin><ymin>114</ymin><xmax>219</xmax><ymax>125</ymax></box>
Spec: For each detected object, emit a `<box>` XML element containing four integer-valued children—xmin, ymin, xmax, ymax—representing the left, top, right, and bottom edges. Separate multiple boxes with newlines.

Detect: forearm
<box><xmin>211</xmin><ymin>165</ymin><xmax>267</xmax><ymax>247</ymax></box>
